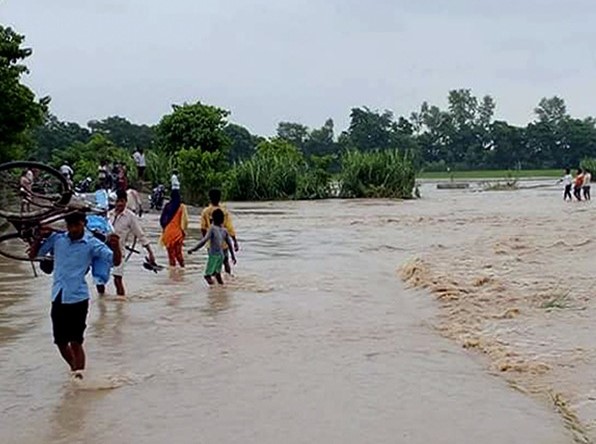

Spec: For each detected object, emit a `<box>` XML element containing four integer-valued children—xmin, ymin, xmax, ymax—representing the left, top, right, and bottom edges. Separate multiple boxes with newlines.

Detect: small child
<box><xmin>188</xmin><ymin>208</ymin><xmax>237</xmax><ymax>285</ymax></box>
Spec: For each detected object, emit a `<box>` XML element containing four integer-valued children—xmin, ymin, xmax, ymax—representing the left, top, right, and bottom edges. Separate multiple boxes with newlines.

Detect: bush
<box><xmin>225</xmin><ymin>139</ymin><xmax>333</xmax><ymax>201</ymax></box>
<box><xmin>146</xmin><ymin>149</ymin><xmax>177</xmax><ymax>187</ymax></box>
<box><xmin>580</xmin><ymin>158</ymin><xmax>596</xmax><ymax>174</ymax></box>
<box><xmin>338</xmin><ymin>149</ymin><xmax>416</xmax><ymax>199</ymax></box>
<box><xmin>226</xmin><ymin>154</ymin><xmax>301</xmax><ymax>201</ymax></box>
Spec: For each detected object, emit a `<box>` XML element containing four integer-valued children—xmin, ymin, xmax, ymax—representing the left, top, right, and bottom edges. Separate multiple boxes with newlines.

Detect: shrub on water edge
<box><xmin>226</xmin><ymin>149</ymin><xmax>335</xmax><ymax>201</ymax></box>
<box><xmin>580</xmin><ymin>158</ymin><xmax>596</xmax><ymax>174</ymax></box>
<box><xmin>225</xmin><ymin>154</ymin><xmax>301</xmax><ymax>201</ymax></box>
<box><xmin>296</xmin><ymin>155</ymin><xmax>334</xmax><ymax>200</ymax></box>
<box><xmin>338</xmin><ymin>149</ymin><xmax>416</xmax><ymax>199</ymax></box>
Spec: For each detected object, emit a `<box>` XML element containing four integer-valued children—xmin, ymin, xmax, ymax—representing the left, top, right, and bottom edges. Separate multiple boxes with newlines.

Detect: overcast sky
<box><xmin>2</xmin><ymin>0</ymin><xmax>596</xmax><ymax>135</ymax></box>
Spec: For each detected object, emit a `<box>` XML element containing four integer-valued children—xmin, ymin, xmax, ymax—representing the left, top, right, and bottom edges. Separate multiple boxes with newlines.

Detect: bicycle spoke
<box><xmin>0</xmin><ymin>232</ymin><xmax>35</xmax><ymax>262</ymax></box>
<box><xmin>0</xmin><ymin>162</ymin><xmax>70</xmax><ymax>219</ymax></box>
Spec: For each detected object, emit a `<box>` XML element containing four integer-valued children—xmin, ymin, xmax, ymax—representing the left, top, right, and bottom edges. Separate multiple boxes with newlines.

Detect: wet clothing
<box><xmin>109</xmin><ymin>208</ymin><xmax>150</xmax><ymax>276</ymax></box>
<box><xmin>205</xmin><ymin>253</ymin><xmax>224</xmax><ymax>276</ymax></box>
<box><xmin>166</xmin><ymin>241</ymin><xmax>185</xmax><ymax>267</ymax></box>
<box><xmin>160</xmin><ymin>200</ymin><xmax>188</xmax><ymax>267</ymax></box>
<box><xmin>193</xmin><ymin>225</ymin><xmax>234</xmax><ymax>276</ymax></box>
<box><xmin>160</xmin><ymin>190</ymin><xmax>181</xmax><ymax>229</ymax></box>
<box><xmin>86</xmin><ymin>217</ymin><xmax>114</xmax><ymax>285</ymax></box>
<box><xmin>51</xmin><ymin>292</ymin><xmax>88</xmax><ymax>345</ymax></box>
<box><xmin>38</xmin><ymin>232</ymin><xmax>113</xmax><ymax>304</ymax></box>
<box><xmin>200</xmin><ymin>204</ymin><xmax>236</xmax><ymax>252</ymax></box>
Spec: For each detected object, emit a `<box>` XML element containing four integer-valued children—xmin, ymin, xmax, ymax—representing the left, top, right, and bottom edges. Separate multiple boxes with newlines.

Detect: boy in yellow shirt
<box><xmin>201</xmin><ymin>189</ymin><xmax>239</xmax><ymax>274</ymax></box>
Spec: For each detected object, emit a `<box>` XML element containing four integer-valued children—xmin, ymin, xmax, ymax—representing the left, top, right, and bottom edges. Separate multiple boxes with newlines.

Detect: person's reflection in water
<box><xmin>92</xmin><ymin>298</ymin><xmax>127</xmax><ymax>346</ymax></box>
<box><xmin>205</xmin><ymin>286</ymin><xmax>231</xmax><ymax>315</ymax></box>
<box><xmin>47</xmin><ymin>386</ymin><xmax>101</xmax><ymax>443</ymax></box>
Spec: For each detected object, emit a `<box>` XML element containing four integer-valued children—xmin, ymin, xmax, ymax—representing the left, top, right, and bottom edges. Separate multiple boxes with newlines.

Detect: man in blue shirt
<box><xmin>30</xmin><ymin>211</ymin><xmax>121</xmax><ymax>380</ymax></box>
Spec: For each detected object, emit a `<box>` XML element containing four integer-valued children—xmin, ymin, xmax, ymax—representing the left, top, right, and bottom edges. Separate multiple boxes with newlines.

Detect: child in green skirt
<box><xmin>188</xmin><ymin>208</ymin><xmax>237</xmax><ymax>285</ymax></box>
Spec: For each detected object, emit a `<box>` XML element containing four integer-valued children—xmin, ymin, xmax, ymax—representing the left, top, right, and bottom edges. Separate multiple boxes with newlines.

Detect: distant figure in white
<box><xmin>561</xmin><ymin>168</ymin><xmax>573</xmax><ymax>201</ymax></box>
<box><xmin>60</xmin><ymin>162</ymin><xmax>74</xmax><ymax>185</ymax></box>
<box><xmin>171</xmin><ymin>169</ymin><xmax>180</xmax><ymax>191</ymax></box>
<box><xmin>133</xmin><ymin>148</ymin><xmax>146</xmax><ymax>181</ymax></box>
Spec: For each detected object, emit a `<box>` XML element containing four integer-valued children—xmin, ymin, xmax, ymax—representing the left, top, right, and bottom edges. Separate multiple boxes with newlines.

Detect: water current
<box><xmin>0</xmin><ymin>183</ymin><xmax>573</xmax><ymax>443</ymax></box>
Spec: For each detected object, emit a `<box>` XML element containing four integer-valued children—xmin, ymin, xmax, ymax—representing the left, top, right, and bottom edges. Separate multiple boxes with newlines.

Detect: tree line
<box><xmin>3</xmin><ymin>25</ymin><xmax>596</xmax><ymax>201</ymax></box>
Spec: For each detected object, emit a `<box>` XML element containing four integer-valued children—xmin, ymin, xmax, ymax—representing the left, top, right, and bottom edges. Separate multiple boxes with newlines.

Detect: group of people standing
<box><xmin>562</xmin><ymin>168</ymin><xmax>591</xmax><ymax>201</ymax></box>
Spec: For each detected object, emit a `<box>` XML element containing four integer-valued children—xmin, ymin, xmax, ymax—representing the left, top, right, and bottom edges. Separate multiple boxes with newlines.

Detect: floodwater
<box><xmin>0</xmin><ymin>184</ymin><xmax>575</xmax><ymax>444</ymax></box>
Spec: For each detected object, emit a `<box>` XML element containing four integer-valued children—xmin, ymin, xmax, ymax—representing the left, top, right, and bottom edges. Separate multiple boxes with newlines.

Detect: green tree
<box><xmin>224</xmin><ymin>123</ymin><xmax>260</xmax><ymax>162</ymax></box>
<box><xmin>177</xmin><ymin>148</ymin><xmax>227</xmax><ymax>204</ymax></box>
<box><xmin>341</xmin><ymin>107</ymin><xmax>396</xmax><ymax>152</ymax></box>
<box><xmin>31</xmin><ymin>114</ymin><xmax>90</xmax><ymax>162</ymax></box>
<box><xmin>277</xmin><ymin>122</ymin><xmax>309</xmax><ymax>150</ymax></box>
<box><xmin>52</xmin><ymin>134</ymin><xmax>136</xmax><ymax>182</ymax></box>
<box><xmin>88</xmin><ymin>116</ymin><xmax>155</xmax><ymax>151</ymax></box>
<box><xmin>304</xmin><ymin>118</ymin><xmax>336</xmax><ymax>156</ymax></box>
<box><xmin>0</xmin><ymin>26</ymin><xmax>49</xmax><ymax>162</ymax></box>
<box><xmin>534</xmin><ymin>96</ymin><xmax>568</xmax><ymax>125</ymax></box>
<box><xmin>156</xmin><ymin>101</ymin><xmax>231</xmax><ymax>155</ymax></box>
<box><xmin>525</xmin><ymin>97</ymin><xmax>571</xmax><ymax>168</ymax></box>
<box><xmin>487</xmin><ymin>121</ymin><xmax>527</xmax><ymax>169</ymax></box>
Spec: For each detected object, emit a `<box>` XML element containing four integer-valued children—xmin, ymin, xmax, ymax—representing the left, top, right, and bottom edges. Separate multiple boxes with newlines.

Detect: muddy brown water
<box><xmin>0</xmin><ymin>185</ymin><xmax>574</xmax><ymax>443</ymax></box>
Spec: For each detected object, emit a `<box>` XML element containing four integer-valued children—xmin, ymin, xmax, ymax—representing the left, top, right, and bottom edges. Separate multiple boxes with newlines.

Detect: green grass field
<box><xmin>419</xmin><ymin>169</ymin><xmax>561</xmax><ymax>180</ymax></box>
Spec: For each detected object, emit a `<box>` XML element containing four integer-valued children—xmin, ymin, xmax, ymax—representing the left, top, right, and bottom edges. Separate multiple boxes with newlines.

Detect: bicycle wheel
<box><xmin>0</xmin><ymin>232</ymin><xmax>38</xmax><ymax>262</ymax></box>
<box><xmin>0</xmin><ymin>161</ymin><xmax>72</xmax><ymax>220</ymax></box>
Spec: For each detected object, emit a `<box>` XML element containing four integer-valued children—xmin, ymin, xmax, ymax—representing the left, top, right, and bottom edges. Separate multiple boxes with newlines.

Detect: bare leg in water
<box><xmin>57</xmin><ymin>344</ymin><xmax>75</xmax><ymax>370</ymax></box>
<box><xmin>70</xmin><ymin>342</ymin><xmax>86</xmax><ymax>371</ymax></box>
<box><xmin>56</xmin><ymin>342</ymin><xmax>85</xmax><ymax>372</ymax></box>
<box><xmin>215</xmin><ymin>273</ymin><xmax>224</xmax><ymax>285</ymax></box>
<box><xmin>114</xmin><ymin>276</ymin><xmax>125</xmax><ymax>296</ymax></box>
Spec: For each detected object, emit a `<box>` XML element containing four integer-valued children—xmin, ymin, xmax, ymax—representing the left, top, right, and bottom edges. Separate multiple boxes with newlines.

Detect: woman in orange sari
<box><xmin>160</xmin><ymin>190</ymin><xmax>188</xmax><ymax>267</ymax></box>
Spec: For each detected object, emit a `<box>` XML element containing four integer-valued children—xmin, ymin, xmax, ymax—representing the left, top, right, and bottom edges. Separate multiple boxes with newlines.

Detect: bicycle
<box><xmin>0</xmin><ymin>161</ymin><xmax>140</xmax><ymax>267</ymax></box>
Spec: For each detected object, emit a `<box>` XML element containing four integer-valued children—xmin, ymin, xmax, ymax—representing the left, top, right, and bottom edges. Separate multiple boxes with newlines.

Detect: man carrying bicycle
<box><xmin>29</xmin><ymin>211</ymin><xmax>121</xmax><ymax>381</ymax></box>
<box><xmin>109</xmin><ymin>190</ymin><xmax>156</xmax><ymax>297</ymax></box>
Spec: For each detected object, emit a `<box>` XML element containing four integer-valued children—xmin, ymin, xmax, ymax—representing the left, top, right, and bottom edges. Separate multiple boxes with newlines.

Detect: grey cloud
<box><xmin>3</xmin><ymin>0</ymin><xmax>596</xmax><ymax>135</ymax></box>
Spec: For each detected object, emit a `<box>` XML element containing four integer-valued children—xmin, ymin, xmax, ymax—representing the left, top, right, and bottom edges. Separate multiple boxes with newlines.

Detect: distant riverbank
<box><xmin>419</xmin><ymin>169</ymin><xmax>561</xmax><ymax>180</ymax></box>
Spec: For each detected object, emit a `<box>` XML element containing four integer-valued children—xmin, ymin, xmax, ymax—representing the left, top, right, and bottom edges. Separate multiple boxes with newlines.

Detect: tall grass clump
<box><xmin>146</xmin><ymin>149</ymin><xmax>177</xmax><ymax>187</ymax></box>
<box><xmin>226</xmin><ymin>139</ymin><xmax>332</xmax><ymax>201</ymax></box>
<box><xmin>580</xmin><ymin>158</ymin><xmax>596</xmax><ymax>174</ymax></box>
<box><xmin>339</xmin><ymin>149</ymin><xmax>416</xmax><ymax>198</ymax></box>
<box><xmin>226</xmin><ymin>154</ymin><xmax>301</xmax><ymax>200</ymax></box>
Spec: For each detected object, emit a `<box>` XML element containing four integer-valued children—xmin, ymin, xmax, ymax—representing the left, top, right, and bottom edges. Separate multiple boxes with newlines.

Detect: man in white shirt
<box><xmin>133</xmin><ymin>148</ymin><xmax>146</xmax><ymax>180</ymax></box>
<box><xmin>126</xmin><ymin>187</ymin><xmax>143</xmax><ymax>217</ymax></box>
<box><xmin>561</xmin><ymin>168</ymin><xmax>573</xmax><ymax>201</ymax></box>
<box><xmin>109</xmin><ymin>190</ymin><xmax>156</xmax><ymax>296</ymax></box>
<box><xmin>583</xmin><ymin>169</ymin><xmax>592</xmax><ymax>201</ymax></box>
